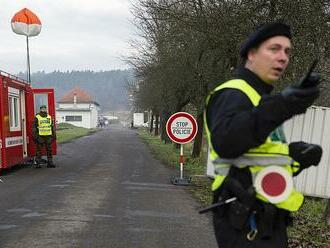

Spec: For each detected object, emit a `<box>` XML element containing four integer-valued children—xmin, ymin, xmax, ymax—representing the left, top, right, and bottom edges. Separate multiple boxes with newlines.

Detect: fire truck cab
<box><xmin>0</xmin><ymin>70</ymin><xmax>56</xmax><ymax>169</ymax></box>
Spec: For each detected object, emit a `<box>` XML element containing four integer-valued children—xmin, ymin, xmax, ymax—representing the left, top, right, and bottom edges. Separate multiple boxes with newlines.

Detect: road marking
<box><xmin>93</xmin><ymin>214</ymin><xmax>115</xmax><ymax>218</ymax></box>
<box><xmin>126</xmin><ymin>186</ymin><xmax>178</xmax><ymax>192</ymax></box>
<box><xmin>127</xmin><ymin>210</ymin><xmax>186</xmax><ymax>218</ymax></box>
<box><xmin>122</xmin><ymin>181</ymin><xmax>176</xmax><ymax>188</ymax></box>
<box><xmin>22</xmin><ymin>212</ymin><xmax>47</xmax><ymax>218</ymax></box>
<box><xmin>7</xmin><ymin>208</ymin><xmax>32</xmax><ymax>213</ymax></box>
<box><xmin>0</xmin><ymin>224</ymin><xmax>17</xmax><ymax>230</ymax></box>
<box><xmin>94</xmin><ymin>163</ymin><xmax>112</xmax><ymax>166</ymax></box>
<box><xmin>128</xmin><ymin>228</ymin><xmax>161</xmax><ymax>233</ymax></box>
<box><xmin>48</xmin><ymin>184</ymin><xmax>70</xmax><ymax>188</ymax></box>
<box><xmin>64</xmin><ymin>180</ymin><xmax>76</xmax><ymax>183</ymax></box>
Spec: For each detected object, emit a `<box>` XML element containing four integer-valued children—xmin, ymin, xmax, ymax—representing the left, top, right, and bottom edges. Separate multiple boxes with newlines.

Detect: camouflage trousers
<box><xmin>35</xmin><ymin>136</ymin><xmax>53</xmax><ymax>163</ymax></box>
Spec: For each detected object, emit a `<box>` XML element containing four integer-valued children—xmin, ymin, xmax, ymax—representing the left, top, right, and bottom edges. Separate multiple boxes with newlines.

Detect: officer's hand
<box><xmin>223</xmin><ymin>177</ymin><xmax>255</xmax><ymax>208</ymax></box>
<box><xmin>281</xmin><ymin>85</ymin><xmax>319</xmax><ymax>115</ymax></box>
<box><xmin>300</xmin><ymin>72</ymin><xmax>321</xmax><ymax>88</ymax></box>
<box><xmin>289</xmin><ymin>142</ymin><xmax>322</xmax><ymax>168</ymax></box>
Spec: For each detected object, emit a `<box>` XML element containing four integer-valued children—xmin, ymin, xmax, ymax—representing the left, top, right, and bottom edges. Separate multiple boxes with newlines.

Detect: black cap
<box><xmin>40</xmin><ymin>105</ymin><xmax>47</xmax><ymax>109</ymax></box>
<box><xmin>240</xmin><ymin>22</ymin><xmax>291</xmax><ymax>58</ymax></box>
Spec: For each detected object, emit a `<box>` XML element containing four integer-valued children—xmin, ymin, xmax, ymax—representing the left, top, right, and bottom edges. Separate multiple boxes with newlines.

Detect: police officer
<box><xmin>204</xmin><ymin>22</ymin><xmax>323</xmax><ymax>247</ymax></box>
<box><xmin>33</xmin><ymin>105</ymin><xmax>56</xmax><ymax>168</ymax></box>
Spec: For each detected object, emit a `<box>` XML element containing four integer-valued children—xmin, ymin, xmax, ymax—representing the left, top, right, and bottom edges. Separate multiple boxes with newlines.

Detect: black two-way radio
<box><xmin>299</xmin><ymin>59</ymin><xmax>320</xmax><ymax>88</ymax></box>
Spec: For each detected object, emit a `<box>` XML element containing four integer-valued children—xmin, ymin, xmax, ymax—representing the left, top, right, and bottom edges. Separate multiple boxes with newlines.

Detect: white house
<box><xmin>56</xmin><ymin>87</ymin><xmax>100</xmax><ymax>128</ymax></box>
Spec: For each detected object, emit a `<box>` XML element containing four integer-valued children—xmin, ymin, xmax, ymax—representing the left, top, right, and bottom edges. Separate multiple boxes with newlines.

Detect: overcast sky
<box><xmin>0</xmin><ymin>0</ymin><xmax>135</xmax><ymax>73</ymax></box>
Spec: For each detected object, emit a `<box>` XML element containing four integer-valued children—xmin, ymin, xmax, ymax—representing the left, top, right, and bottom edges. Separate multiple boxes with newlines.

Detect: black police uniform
<box><xmin>207</xmin><ymin>68</ymin><xmax>322</xmax><ymax>247</ymax></box>
<box><xmin>207</xmin><ymin>67</ymin><xmax>292</xmax><ymax>247</ymax></box>
<box><xmin>206</xmin><ymin>22</ymin><xmax>322</xmax><ymax>248</ymax></box>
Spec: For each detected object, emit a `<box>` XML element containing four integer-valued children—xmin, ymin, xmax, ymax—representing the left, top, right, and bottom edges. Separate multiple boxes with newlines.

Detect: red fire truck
<box><xmin>0</xmin><ymin>70</ymin><xmax>56</xmax><ymax>169</ymax></box>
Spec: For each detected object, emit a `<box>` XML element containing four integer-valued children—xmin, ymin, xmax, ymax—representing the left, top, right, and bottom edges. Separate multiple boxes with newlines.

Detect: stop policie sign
<box><xmin>166</xmin><ymin>112</ymin><xmax>198</xmax><ymax>144</ymax></box>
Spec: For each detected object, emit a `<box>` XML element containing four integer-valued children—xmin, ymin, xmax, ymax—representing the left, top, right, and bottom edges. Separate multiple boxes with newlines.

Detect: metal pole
<box><xmin>180</xmin><ymin>144</ymin><xmax>184</xmax><ymax>179</ymax></box>
<box><xmin>26</xmin><ymin>35</ymin><xmax>31</xmax><ymax>84</ymax></box>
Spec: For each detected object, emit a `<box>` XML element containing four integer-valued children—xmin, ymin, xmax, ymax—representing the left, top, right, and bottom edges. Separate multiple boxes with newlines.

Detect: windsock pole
<box><xmin>26</xmin><ymin>36</ymin><xmax>31</xmax><ymax>84</ymax></box>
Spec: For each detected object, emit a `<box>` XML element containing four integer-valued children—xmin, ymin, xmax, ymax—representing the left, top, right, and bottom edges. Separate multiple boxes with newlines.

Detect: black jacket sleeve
<box><xmin>207</xmin><ymin>89</ymin><xmax>292</xmax><ymax>158</ymax></box>
<box><xmin>32</xmin><ymin>117</ymin><xmax>39</xmax><ymax>139</ymax></box>
<box><xmin>51</xmin><ymin>119</ymin><xmax>56</xmax><ymax>138</ymax></box>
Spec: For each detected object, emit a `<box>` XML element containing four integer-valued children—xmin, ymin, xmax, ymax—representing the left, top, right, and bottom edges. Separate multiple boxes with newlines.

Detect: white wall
<box><xmin>90</xmin><ymin>104</ymin><xmax>100</xmax><ymax>128</ymax></box>
<box><xmin>56</xmin><ymin>103</ymin><xmax>100</xmax><ymax>129</ymax></box>
<box><xmin>133</xmin><ymin>113</ymin><xmax>144</xmax><ymax>127</ymax></box>
<box><xmin>58</xmin><ymin>103</ymin><xmax>90</xmax><ymax>109</ymax></box>
<box><xmin>56</xmin><ymin>110</ymin><xmax>90</xmax><ymax>128</ymax></box>
<box><xmin>283</xmin><ymin>106</ymin><xmax>330</xmax><ymax>198</ymax></box>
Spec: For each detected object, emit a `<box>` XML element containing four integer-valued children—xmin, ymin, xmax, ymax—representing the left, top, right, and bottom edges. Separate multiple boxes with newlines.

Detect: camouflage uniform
<box><xmin>33</xmin><ymin>107</ymin><xmax>56</xmax><ymax>168</ymax></box>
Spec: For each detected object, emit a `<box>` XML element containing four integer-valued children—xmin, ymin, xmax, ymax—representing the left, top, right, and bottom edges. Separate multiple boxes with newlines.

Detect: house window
<box><xmin>65</xmin><ymin>115</ymin><xmax>82</xmax><ymax>122</ymax></box>
<box><xmin>8</xmin><ymin>88</ymin><xmax>21</xmax><ymax>131</ymax></box>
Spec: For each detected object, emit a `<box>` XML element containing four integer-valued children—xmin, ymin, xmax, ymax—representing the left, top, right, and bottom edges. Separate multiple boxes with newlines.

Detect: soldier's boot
<box><xmin>35</xmin><ymin>162</ymin><xmax>42</xmax><ymax>169</ymax></box>
<box><xmin>47</xmin><ymin>161</ymin><xmax>56</xmax><ymax>168</ymax></box>
<box><xmin>34</xmin><ymin>158</ymin><xmax>42</xmax><ymax>169</ymax></box>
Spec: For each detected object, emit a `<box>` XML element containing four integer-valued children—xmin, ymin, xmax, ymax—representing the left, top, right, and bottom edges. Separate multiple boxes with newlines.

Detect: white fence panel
<box><xmin>284</xmin><ymin>106</ymin><xmax>330</xmax><ymax>198</ymax></box>
<box><xmin>133</xmin><ymin>113</ymin><xmax>144</xmax><ymax>127</ymax></box>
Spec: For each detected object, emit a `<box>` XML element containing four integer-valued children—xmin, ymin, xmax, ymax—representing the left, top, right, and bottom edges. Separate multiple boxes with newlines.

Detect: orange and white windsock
<box><xmin>11</xmin><ymin>8</ymin><xmax>41</xmax><ymax>37</ymax></box>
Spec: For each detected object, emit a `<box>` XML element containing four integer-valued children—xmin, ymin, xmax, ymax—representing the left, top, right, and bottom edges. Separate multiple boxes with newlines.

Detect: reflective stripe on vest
<box><xmin>36</xmin><ymin>114</ymin><xmax>52</xmax><ymax>136</ymax></box>
<box><xmin>213</xmin><ymin>154</ymin><xmax>293</xmax><ymax>167</ymax></box>
<box><xmin>204</xmin><ymin>79</ymin><xmax>303</xmax><ymax>211</ymax></box>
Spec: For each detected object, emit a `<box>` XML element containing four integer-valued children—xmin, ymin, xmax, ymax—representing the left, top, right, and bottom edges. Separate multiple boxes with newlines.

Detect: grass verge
<box><xmin>56</xmin><ymin>123</ymin><xmax>98</xmax><ymax>143</ymax></box>
<box><xmin>138</xmin><ymin>128</ymin><xmax>330</xmax><ymax>247</ymax></box>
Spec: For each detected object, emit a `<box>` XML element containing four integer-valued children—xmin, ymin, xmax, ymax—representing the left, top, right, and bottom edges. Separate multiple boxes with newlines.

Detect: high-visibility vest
<box><xmin>36</xmin><ymin>114</ymin><xmax>52</xmax><ymax>136</ymax></box>
<box><xmin>204</xmin><ymin>79</ymin><xmax>304</xmax><ymax>211</ymax></box>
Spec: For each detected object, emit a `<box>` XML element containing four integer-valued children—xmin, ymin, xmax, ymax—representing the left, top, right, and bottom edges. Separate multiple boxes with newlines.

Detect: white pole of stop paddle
<box><xmin>180</xmin><ymin>144</ymin><xmax>184</xmax><ymax>179</ymax></box>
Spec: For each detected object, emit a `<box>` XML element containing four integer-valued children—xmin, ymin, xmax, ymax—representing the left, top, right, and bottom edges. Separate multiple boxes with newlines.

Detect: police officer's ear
<box><xmin>246</xmin><ymin>48</ymin><xmax>258</xmax><ymax>63</ymax></box>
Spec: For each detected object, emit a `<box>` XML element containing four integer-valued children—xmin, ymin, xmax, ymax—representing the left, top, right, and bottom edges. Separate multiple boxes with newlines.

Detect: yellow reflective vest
<box><xmin>36</xmin><ymin>114</ymin><xmax>52</xmax><ymax>136</ymax></box>
<box><xmin>204</xmin><ymin>79</ymin><xmax>304</xmax><ymax>211</ymax></box>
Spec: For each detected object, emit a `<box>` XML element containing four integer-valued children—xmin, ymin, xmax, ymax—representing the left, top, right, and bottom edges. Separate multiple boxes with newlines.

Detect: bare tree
<box><xmin>128</xmin><ymin>0</ymin><xmax>330</xmax><ymax>159</ymax></box>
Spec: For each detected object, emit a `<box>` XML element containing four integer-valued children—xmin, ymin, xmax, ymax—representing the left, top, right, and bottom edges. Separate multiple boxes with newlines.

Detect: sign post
<box><xmin>166</xmin><ymin>112</ymin><xmax>198</xmax><ymax>185</ymax></box>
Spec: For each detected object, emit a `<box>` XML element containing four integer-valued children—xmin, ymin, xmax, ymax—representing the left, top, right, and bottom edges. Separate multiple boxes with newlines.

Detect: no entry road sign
<box><xmin>166</xmin><ymin>112</ymin><xmax>198</xmax><ymax>144</ymax></box>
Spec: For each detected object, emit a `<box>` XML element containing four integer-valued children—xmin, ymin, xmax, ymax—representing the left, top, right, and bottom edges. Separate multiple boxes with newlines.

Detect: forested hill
<box><xmin>18</xmin><ymin>70</ymin><xmax>134</xmax><ymax>111</ymax></box>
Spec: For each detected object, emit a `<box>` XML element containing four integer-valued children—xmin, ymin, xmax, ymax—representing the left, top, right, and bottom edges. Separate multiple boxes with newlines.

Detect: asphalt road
<box><xmin>0</xmin><ymin>125</ymin><xmax>217</xmax><ymax>248</ymax></box>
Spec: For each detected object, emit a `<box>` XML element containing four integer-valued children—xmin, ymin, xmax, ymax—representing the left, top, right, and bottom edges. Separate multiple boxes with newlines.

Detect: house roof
<box><xmin>58</xmin><ymin>86</ymin><xmax>99</xmax><ymax>106</ymax></box>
